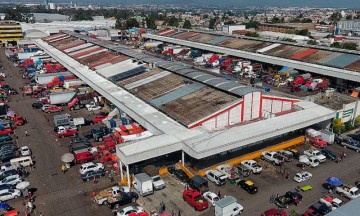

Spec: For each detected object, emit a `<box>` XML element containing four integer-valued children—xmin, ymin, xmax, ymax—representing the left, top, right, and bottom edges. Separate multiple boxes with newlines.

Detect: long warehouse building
<box><xmin>142</xmin><ymin>28</ymin><xmax>360</xmax><ymax>83</ymax></box>
<box><xmin>35</xmin><ymin>31</ymin><xmax>336</xmax><ymax>186</ymax></box>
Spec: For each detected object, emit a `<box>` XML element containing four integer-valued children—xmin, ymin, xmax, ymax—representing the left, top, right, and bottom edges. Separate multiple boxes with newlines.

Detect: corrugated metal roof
<box><xmin>230</xmin><ymin>86</ymin><xmax>256</xmax><ymax>96</ymax></box>
<box><xmin>324</xmin><ymin>53</ymin><xmax>360</xmax><ymax>68</ymax></box>
<box><xmin>316</xmin><ymin>52</ymin><xmax>343</xmax><ymax>64</ymax></box>
<box><xmin>194</xmin><ymin>74</ymin><xmax>217</xmax><ymax>82</ymax></box>
<box><xmin>151</xmin><ymin>82</ymin><xmax>205</xmax><ymax>107</ymax></box>
<box><xmin>97</xmin><ymin>59</ymin><xmax>139</xmax><ymax>78</ymax></box>
<box><xmin>167</xmin><ymin>64</ymin><xmax>189</xmax><ymax>71</ymax></box>
<box><xmin>204</xmin><ymin>78</ymin><xmax>231</xmax><ymax>86</ymax></box>
<box><xmin>177</xmin><ymin>68</ymin><xmax>198</xmax><ymax>75</ymax></box>
<box><xmin>186</xmin><ymin>71</ymin><xmax>207</xmax><ymax>79</ymax></box>
<box><xmin>125</xmin><ymin>71</ymin><xmax>171</xmax><ymax>90</ymax></box>
<box><xmin>208</xmin><ymin>36</ymin><xmax>231</xmax><ymax>45</ymax></box>
<box><xmin>110</xmin><ymin>66</ymin><xmax>147</xmax><ymax>82</ymax></box>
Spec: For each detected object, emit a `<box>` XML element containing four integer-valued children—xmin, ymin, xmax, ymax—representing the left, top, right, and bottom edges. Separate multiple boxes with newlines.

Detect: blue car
<box><xmin>321</xmin><ymin>149</ymin><xmax>337</xmax><ymax>161</ymax></box>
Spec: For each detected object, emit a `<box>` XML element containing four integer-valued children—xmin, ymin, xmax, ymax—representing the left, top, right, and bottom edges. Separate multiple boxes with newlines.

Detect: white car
<box><xmin>151</xmin><ymin>175</ymin><xmax>166</xmax><ymax>190</ymax></box>
<box><xmin>116</xmin><ymin>206</ymin><xmax>144</xmax><ymax>216</ymax></box>
<box><xmin>0</xmin><ymin>175</ymin><xmax>22</xmax><ymax>186</ymax></box>
<box><xmin>79</xmin><ymin>162</ymin><xmax>104</xmax><ymax>175</ymax></box>
<box><xmin>293</xmin><ymin>171</ymin><xmax>313</xmax><ymax>183</ymax></box>
<box><xmin>203</xmin><ymin>191</ymin><xmax>220</xmax><ymax>206</ymax></box>
<box><xmin>0</xmin><ymin>189</ymin><xmax>21</xmax><ymax>201</ymax></box>
<box><xmin>20</xmin><ymin>146</ymin><xmax>31</xmax><ymax>156</ymax></box>
<box><xmin>241</xmin><ymin>160</ymin><xmax>262</xmax><ymax>174</ymax></box>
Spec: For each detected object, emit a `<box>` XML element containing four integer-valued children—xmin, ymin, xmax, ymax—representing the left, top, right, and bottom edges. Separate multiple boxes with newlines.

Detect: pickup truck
<box><xmin>216</xmin><ymin>164</ymin><xmax>239</xmax><ymax>180</ymax></box>
<box><xmin>277</xmin><ymin>150</ymin><xmax>293</xmax><ymax>162</ymax></box>
<box><xmin>299</xmin><ymin>155</ymin><xmax>320</xmax><ymax>167</ymax></box>
<box><xmin>86</xmin><ymin>102</ymin><xmax>102</xmax><ymax>112</ymax></box>
<box><xmin>241</xmin><ymin>160</ymin><xmax>262</xmax><ymax>174</ymax></box>
<box><xmin>274</xmin><ymin>191</ymin><xmax>303</xmax><ymax>208</ymax></box>
<box><xmin>94</xmin><ymin>186</ymin><xmax>139</xmax><ymax>209</ymax></box>
<box><xmin>57</xmin><ymin>126</ymin><xmax>78</xmax><ymax>138</ymax></box>
<box><xmin>319</xmin><ymin>195</ymin><xmax>342</xmax><ymax>210</ymax></box>
<box><xmin>182</xmin><ymin>189</ymin><xmax>209</xmax><ymax>211</ymax></box>
<box><xmin>84</xmin><ymin>127</ymin><xmax>111</xmax><ymax>142</ymax></box>
<box><xmin>261</xmin><ymin>151</ymin><xmax>285</xmax><ymax>165</ymax></box>
<box><xmin>339</xmin><ymin>136</ymin><xmax>360</xmax><ymax>152</ymax></box>
<box><xmin>303</xmin><ymin>150</ymin><xmax>326</xmax><ymax>163</ymax></box>
<box><xmin>94</xmin><ymin>135</ymin><xmax>116</xmax><ymax>152</ymax></box>
<box><xmin>310</xmin><ymin>136</ymin><xmax>327</xmax><ymax>148</ymax></box>
<box><xmin>151</xmin><ymin>175</ymin><xmax>166</xmax><ymax>190</ymax></box>
<box><xmin>335</xmin><ymin>185</ymin><xmax>360</xmax><ymax>200</ymax></box>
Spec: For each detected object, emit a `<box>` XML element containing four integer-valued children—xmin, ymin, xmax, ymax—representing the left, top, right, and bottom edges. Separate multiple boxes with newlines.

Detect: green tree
<box><xmin>203</xmin><ymin>14</ymin><xmax>209</xmax><ymax>19</ymax></box>
<box><xmin>343</xmin><ymin>42</ymin><xmax>357</xmax><ymax>50</ymax></box>
<box><xmin>307</xmin><ymin>40</ymin><xmax>318</xmax><ymax>45</ymax></box>
<box><xmin>295</xmin><ymin>29</ymin><xmax>309</xmax><ymax>36</ymax></box>
<box><xmin>125</xmin><ymin>18</ymin><xmax>140</xmax><ymax>28</ymax></box>
<box><xmin>146</xmin><ymin>17</ymin><xmax>157</xmax><ymax>29</ymax></box>
<box><xmin>245</xmin><ymin>32</ymin><xmax>260</xmax><ymax>37</ymax></box>
<box><xmin>183</xmin><ymin>20</ymin><xmax>192</xmax><ymax>29</ymax></box>
<box><xmin>282</xmin><ymin>38</ymin><xmax>297</xmax><ymax>42</ymax></box>
<box><xmin>330</xmin><ymin>42</ymin><xmax>342</xmax><ymax>48</ymax></box>
<box><xmin>167</xmin><ymin>17</ymin><xmax>179</xmax><ymax>27</ymax></box>
<box><xmin>344</xmin><ymin>120</ymin><xmax>354</xmax><ymax>131</ymax></box>
<box><xmin>302</xmin><ymin>18</ymin><xmax>313</xmax><ymax>23</ymax></box>
<box><xmin>73</xmin><ymin>9</ymin><xmax>93</xmax><ymax>21</ymax></box>
<box><xmin>208</xmin><ymin>17</ymin><xmax>217</xmax><ymax>29</ymax></box>
<box><xmin>329</xmin><ymin>12</ymin><xmax>342</xmax><ymax>23</ymax></box>
<box><xmin>346</xmin><ymin>14</ymin><xmax>353</xmax><ymax>20</ymax></box>
<box><xmin>354</xmin><ymin>115</ymin><xmax>360</xmax><ymax>127</ymax></box>
<box><xmin>270</xmin><ymin>17</ymin><xmax>281</xmax><ymax>23</ymax></box>
<box><xmin>241</xmin><ymin>21</ymin><xmax>260</xmax><ymax>29</ymax></box>
<box><xmin>333</xmin><ymin>118</ymin><xmax>344</xmax><ymax>134</ymax></box>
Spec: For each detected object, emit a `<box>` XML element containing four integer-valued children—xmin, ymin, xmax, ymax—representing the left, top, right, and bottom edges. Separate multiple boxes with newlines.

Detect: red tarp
<box><xmin>291</xmin><ymin>49</ymin><xmax>318</xmax><ymax>60</ymax></box>
<box><xmin>72</xmin><ymin>47</ymin><xmax>104</xmax><ymax>59</ymax></box>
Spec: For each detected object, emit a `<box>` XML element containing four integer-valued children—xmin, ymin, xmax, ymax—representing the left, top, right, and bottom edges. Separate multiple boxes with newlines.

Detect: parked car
<box><xmin>174</xmin><ymin>169</ymin><xmax>189</xmax><ymax>183</ymax></box>
<box><xmin>241</xmin><ymin>160</ymin><xmax>262</xmax><ymax>174</ymax></box>
<box><xmin>80</xmin><ymin>170</ymin><xmax>105</xmax><ymax>181</ymax></box>
<box><xmin>20</xmin><ymin>146</ymin><xmax>31</xmax><ymax>156</ymax></box>
<box><xmin>0</xmin><ymin>189</ymin><xmax>21</xmax><ymax>201</ymax></box>
<box><xmin>235</xmin><ymin>164</ymin><xmax>251</xmax><ymax>177</ymax></box>
<box><xmin>261</xmin><ymin>151</ymin><xmax>285</xmax><ymax>165</ymax></box>
<box><xmin>274</xmin><ymin>191</ymin><xmax>303</xmax><ymax>208</ymax></box>
<box><xmin>0</xmin><ymin>152</ymin><xmax>16</xmax><ymax>163</ymax></box>
<box><xmin>44</xmin><ymin>105</ymin><xmax>63</xmax><ymax>113</ymax></box>
<box><xmin>293</xmin><ymin>171</ymin><xmax>312</xmax><ymax>183</ymax></box>
<box><xmin>339</xmin><ymin>136</ymin><xmax>360</xmax><ymax>152</ymax></box>
<box><xmin>203</xmin><ymin>191</ymin><xmax>219</xmax><ymax>206</ymax></box>
<box><xmin>79</xmin><ymin>162</ymin><xmax>104</xmax><ymax>175</ymax></box>
<box><xmin>277</xmin><ymin>150</ymin><xmax>293</xmax><ymax>162</ymax></box>
<box><xmin>0</xmin><ymin>169</ymin><xmax>18</xmax><ymax>181</ymax></box>
<box><xmin>308</xmin><ymin>202</ymin><xmax>332</xmax><ymax>215</ymax></box>
<box><xmin>32</xmin><ymin>101</ymin><xmax>43</xmax><ymax>109</ymax></box>
<box><xmin>261</xmin><ymin>208</ymin><xmax>287</xmax><ymax>216</ymax></box>
<box><xmin>0</xmin><ymin>175</ymin><xmax>21</xmax><ymax>186</ymax></box>
<box><xmin>0</xmin><ymin>135</ymin><xmax>11</xmax><ymax>143</ymax></box>
<box><xmin>116</xmin><ymin>206</ymin><xmax>144</xmax><ymax>216</ymax></box>
<box><xmin>320</xmin><ymin>149</ymin><xmax>337</xmax><ymax>161</ymax></box>
<box><xmin>236</xmin><ymin>180</ymin><xmax>258</xmax><ymax>194</ymax></box>
<box><xmin>349</xmin><ymin>133</ymin><xmax>360</xmax><ymax>142</ymax></box>
<box><xmin>205</xmin><ymin>170</ymin><xmax>227</xmax><ymax>186</ymax></box>
<box><xmin>0</xmin><ymin>184</ymin><xmax>13</xmax><ymax>191</ymax></box>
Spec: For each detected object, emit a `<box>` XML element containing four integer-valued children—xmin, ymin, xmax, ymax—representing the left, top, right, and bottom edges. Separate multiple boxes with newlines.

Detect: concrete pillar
<box><xmin>126</xmin><ymin>165</ymin><xmax>130</xmax><ymax>188</ymax></box>
<box><xmin>119</xmin><ymin>160</ymin><xmax>123</xmax><ymax>180</ymax></box>
<box><xmin>182</xmin><ymin>151</ymin><xmax>185</xmax><ymax>166</ymax></box>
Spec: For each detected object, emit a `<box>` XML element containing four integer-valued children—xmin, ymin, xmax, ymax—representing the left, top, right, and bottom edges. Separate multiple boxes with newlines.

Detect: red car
<box><xmin>12</xmin><ymin>116</ymin><xmax>25</xmax><ymax>126</ymax></box>
<box><xmin>261</xmin><ymin>208</ymin><xmax>287</xmax><ymax>216</ymax></box>
<box><xmin>129</xmin><ymin>213</ymin><xmax>149</xmax><ymax>216</ymax></box>
<box><xmin>0</xmin><ymin>128</ymin><xmax>12</xmax><ymax>136</ymax></box>
<box><xmin>44</xmin><ymin>105</ymin><xmax>63</xmax><ymax>113</ymax></box>
<box><xmin>93</xmin><ymin>114</ymin><xmax>108</xmax><ymax>123</ymax></box>
<box><xmin>182</xmin><ymin>189</ymin><xmax>208</xmax><ymax>211</ymax></box>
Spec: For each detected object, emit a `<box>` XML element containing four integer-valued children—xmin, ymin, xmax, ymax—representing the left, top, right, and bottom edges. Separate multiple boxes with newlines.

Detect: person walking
<box><xmin>25</xmin><ymin>130</ymin><xmax>29</xmax><ymax>137</ymax></box>
<box><xmin>340</xmin><ymin>153</ymin><xmax>344</xmax><ymax>162</ymax></box>
<box><xmin>93</xmin><ymin>176</ymin><xmax>97</xmax><ymax>184</ymax></box>
<box><xmin>217</xmin><ymin>190</ymin><xmax>221</xmax><ymax>198</ymax></box>
<box><xmin>162</xmin><ymin>201</ymin><xmax>166</xmax><ymax>212</ymax></box>
<box><xmin>61</xmin><ymin>165</ymin><xmax>66</xmax><ymax>174</ymax></box>
<box><xmin>178</xmin><ymin>210</ymin><xmax>181</xmax><ymax>216</ymax></box>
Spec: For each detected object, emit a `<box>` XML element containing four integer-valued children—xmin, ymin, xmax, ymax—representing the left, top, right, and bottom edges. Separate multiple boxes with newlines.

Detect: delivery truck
<box><xmin>132</xmin><ymin>173</ymin><xmax>154</xmax><ymax>197</ymax></box>
<box><xmin>49</xmin><ymin>91</ymin><xmax>77</xmax><ymax>105</ymax></box>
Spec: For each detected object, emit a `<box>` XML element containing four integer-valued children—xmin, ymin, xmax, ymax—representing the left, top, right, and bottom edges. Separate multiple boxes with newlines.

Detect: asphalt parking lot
<box><xmin>2</xmin><ymin>47</ymin><xmax>360</xmax><ymax>216</ymax></box>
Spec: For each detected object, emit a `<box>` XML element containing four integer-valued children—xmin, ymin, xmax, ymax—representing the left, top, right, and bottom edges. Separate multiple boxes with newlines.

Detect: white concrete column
<box><xmin>126</xmin><ymin>165</ymin><xmax>130</xmax><ymax>188</ymax></box>
<box><xmin>182</xmin><ymin>151</ymin><xmax>185</xmax><ymax>166</ymax></box>
<box><xmin>119</xmin><ymin>160</ymin><xmax>123</xmax><ymax>180</ymax></box>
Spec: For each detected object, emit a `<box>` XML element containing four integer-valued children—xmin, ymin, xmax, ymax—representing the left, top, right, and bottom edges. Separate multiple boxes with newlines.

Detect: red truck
<box><xmin>310</xmin><ymin>137</ymin><xmax>327</xmax><ymax>148</ymax></box>
<box><xmin>95</xmin><ymin>135</ymin><xmax>116</xmax><ymax>152</ymax></box>
<box><xmin>57</xmin><ymin>126</ymin><xmax>78</xmax><ymax>138</ymax></box>
<box><xmin>74</xmin><ymin>147</ymin><xmax>99</xmax><ymax>164</ymax></box>
<box><xmin>182</xmin><ymin>189</ymin><xmax>209</xmax><ymax>211</ymax></box>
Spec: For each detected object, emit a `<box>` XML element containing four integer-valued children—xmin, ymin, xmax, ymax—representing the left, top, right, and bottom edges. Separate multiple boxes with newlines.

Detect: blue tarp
<box><xmin>280</xmin><ymin>66</ymin><xmax>288</xmax><ymax>72</ymax></box>
<box><xmin>327</xmin><ymin>177</ymin><xmax>343</xmax><ymax>187</ymax></box>
<box><xmin>109</xmin><ymin>119</ymin><xmax>116</xmax><ymax>128</ymax></box>
<box><xmin>58</xmin><ymin>75</ymin><xmax>65</xmax><ymax>81</ymax></box>
<box><xmin>120</xmin><ymin>117</ymin><xmax>129</xmax><ymax>125</ymax></box>
<box><xmin>0</xmin><ymin>125</ymin><xmax>3</xmax><ymax>130</ymax></box>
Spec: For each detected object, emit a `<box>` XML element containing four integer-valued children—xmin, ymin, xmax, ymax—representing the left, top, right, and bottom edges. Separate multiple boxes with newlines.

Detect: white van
<box><xmin>10</xmin><ymin>156</ymin><xmax>33</xmax><ymax>168</ymax></box>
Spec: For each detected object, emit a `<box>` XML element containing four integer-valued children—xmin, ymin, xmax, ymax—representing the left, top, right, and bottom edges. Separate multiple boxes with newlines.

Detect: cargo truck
<box><xmin>132</xmin><ymin>173</ymin><xmax>154</xmax><ymax>197</ymax></box>
<box><xmin>215</xmin><ymin>196</ymin><xmax>243</xmax><ymax>216</ymax></box>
